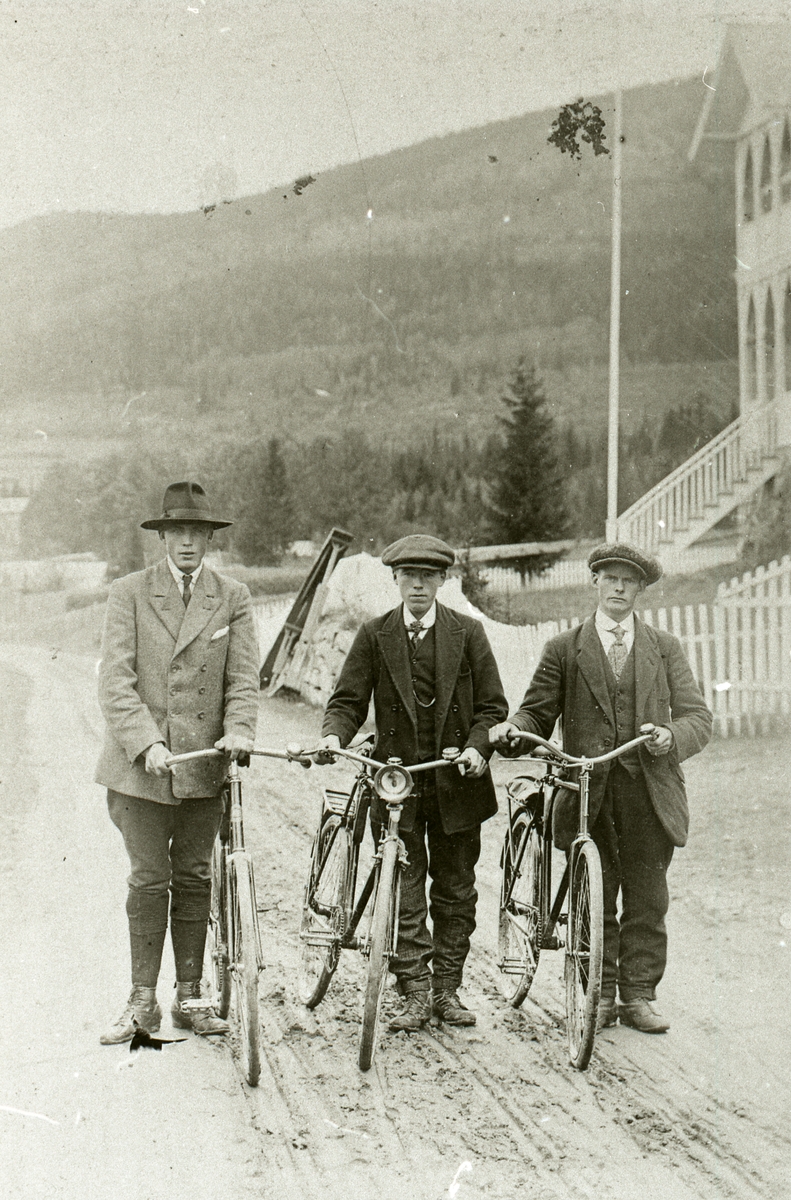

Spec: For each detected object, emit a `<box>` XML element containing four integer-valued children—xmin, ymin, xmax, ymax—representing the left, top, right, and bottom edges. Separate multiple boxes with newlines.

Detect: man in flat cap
<box><xmin>96</xmin><ymin>482</ymin><xmax>259</xmax><ymax>1044</ymax></box>
<box><xmin>317</xmin><ymin>534</ymin><xmax>508</xmax><ymax>1031</ymax></box>
<box><xmin>490</xmin><ymin>543</ymin><xmax>711</xmax><ymax>1033</ymax></box>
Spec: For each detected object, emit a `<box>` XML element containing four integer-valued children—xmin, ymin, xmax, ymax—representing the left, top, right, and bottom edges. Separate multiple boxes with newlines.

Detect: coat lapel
<box><xmin>173</xmin><ymin>565</ymin><xmax>223</xmax><ymax>657</ymax></box>
<box><xmin>634</xmin><ymin>615</ymin><xmax>662</xmax><ymax>724</ymax></box>
<box><xmin>433</xmin><ymin>603</ymin><xmax>464</xmax><ymax>743</ymax></box>
<box><xmin>576</xmin><ymin>615</ymin><xmax>615</xmax><ymax>719</ymax></box>
<box><xmin>149</xmin><ymin>559</ymin><xmax>184</xmax><ymax>643</ymax></box>
<box><xmin>376</xmin><ymin>606</ymin><xmax>417</xmax><ymax>727</ymax></box>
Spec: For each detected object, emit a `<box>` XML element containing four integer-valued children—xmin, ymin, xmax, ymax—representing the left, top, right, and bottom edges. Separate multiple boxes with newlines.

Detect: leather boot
<box><xmin>100</xmin><ymin>986</ymin><xmax>162</xmax><ymax>1045</ymax></box>
<box><xmin>432</xmin><ymin>989</ymin><xmax>476</xmax><ymax>1026</ymax></box>
<box><xmin>596</xmin><ymin>996</ymin><xmax>618</xmax><ymax>1031</ymax></box>
<box><xmin>388</xmin><ymin>990</ymin><xmax>431</xmax><ymax>1032</ymax></box>
<box><xmin>171</xmin><ymin>981</ymin><xmax>230</xmax><ymax>1036</ymax></box>
<box><xmin>617</xmin><ymin>999</ymin><xmax>669</xmax><ymax>1034</ymax></box>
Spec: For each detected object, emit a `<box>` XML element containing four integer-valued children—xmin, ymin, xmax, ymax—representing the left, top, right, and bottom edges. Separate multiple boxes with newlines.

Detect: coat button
<box><xmin>170</xmin><ymin>687</ymin><xmax>177</xmax><ymax>695</ymax></box>
<box><xmin>389</xmin><ymin>728</ymin><xmax>396</xmax><ymax>736</ymax></box>
<box><xmin>197</xmin><ymin>712</ymin><xmax>205</xmax><ymax>720</ymax></box>
<box><xmin>200</xmin><ymin>664</ymin><xmax>207</xmax><ymax>672</ymax></box>
<box><xmin>455</xmin><ymin>730</ymin><xmax>461</xmax><ymax>739</ymax></box>
<box><xmin>199</xmin><ymin>686</ymin><xmax>206</xmax><ymax>694</ymax></box>
<box><xmin>452</xmin><ymin>705</ymin><xmax>459</xmax><ymax>713</ymax></box>
<box><xmin>391</xmin><ymin>704</ymin><xmax>398</xmax><ymax>711</ymax></box>
<box><xmin>171</xmin><ymin>664</ymin><xmax>180</xmax><ymax>672</ymax></box>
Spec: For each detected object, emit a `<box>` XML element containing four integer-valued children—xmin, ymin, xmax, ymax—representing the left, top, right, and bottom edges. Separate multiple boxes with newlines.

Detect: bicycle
<box><xmin>297</xmin><ymin>741</ymin><xmax>461</xmax><ymax>1072</ymax></box>
<box><xmin>166</xmin><ymin>744</ymin><xmax>310</xmax><ymax>1087</ymax></box>
<box><xmin>496</xmin><ymin>730</ymin><xmax>653</xmax><ymax>1070</ymax></box>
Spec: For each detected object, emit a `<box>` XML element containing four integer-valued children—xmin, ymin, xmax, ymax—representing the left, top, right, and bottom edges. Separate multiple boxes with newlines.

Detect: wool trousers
<box><xmin>107</xmin><ymin>789</ymin><xmax>224</xmax><ymax>985</ymax></box>
<box><xmin>591</xmin><ymin>763</ymin><xmax>675</xmax><ymax>1003</ymax></box>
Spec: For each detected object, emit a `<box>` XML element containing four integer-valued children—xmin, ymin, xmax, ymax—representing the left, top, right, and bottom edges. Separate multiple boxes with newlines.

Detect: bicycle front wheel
<box><xmin>358</xmin><ymin>838</ymin><xmax>398</xmax><ymax>1072</ymax></box>
<box><xmin>565</xmin><ymin>838</ymin><xmax>604</xmax><ymax>1071</ymax></box>
<box><xmin>206</xmin><ymin>838</ymin><xmax>231</xmax><ymax>1019</ymax></box>
<box><xmin>230</xmin><ymin>853</ymin><xmax>262</xmax><ymax>1087</ymax></box>
<box><xmin>298</xmin><ymin>813</ymin><xmax>351</xmax><ymax>1008</ymax></box>
<box><xmin>498</xmin><ymin>811</ymin><xmax>542</xmax><ymax>1007</ymax></box>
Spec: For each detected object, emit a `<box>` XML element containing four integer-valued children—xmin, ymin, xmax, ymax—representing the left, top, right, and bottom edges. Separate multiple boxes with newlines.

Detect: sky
<box><xmin>0</xmin><ymin>0</ymin><xmax>788</xmax><ymax>229</ymax></box>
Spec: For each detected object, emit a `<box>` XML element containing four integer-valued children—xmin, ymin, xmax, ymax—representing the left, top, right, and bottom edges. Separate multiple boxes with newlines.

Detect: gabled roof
<box><xmin>689</xmin><ymin>23</ymin><xmax>791</xmax><ymax>160</ymax></box>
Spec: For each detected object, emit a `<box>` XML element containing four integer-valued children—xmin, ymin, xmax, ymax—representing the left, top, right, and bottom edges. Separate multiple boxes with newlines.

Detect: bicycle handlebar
<box><xmin>504</xmin><ymin>730</ymin><xmax>654</xmax><ymax>768</ymax></box>
<box><xmin>301</xmin><ymin>745</ymin><xmax>461</xmax><ymax>775</ymax></box>
<box><xmin>164</xmin><ymin>745</ymin><xmax>314</xmax><ymax>769</ymax></box>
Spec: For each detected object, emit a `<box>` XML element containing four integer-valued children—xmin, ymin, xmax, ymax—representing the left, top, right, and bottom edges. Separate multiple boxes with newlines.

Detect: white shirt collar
<box><xmin>595</xmin><ymin>608</ymin><xmax>635</xmax><ymax>635</ymax></box>
<box><xmin>167</xmin><ymin>555</ymin><xmax>204</xmax><ymax>591</ymax></box>
<box><xmin>403</xmin><ymin>601</ymin><xmax>436</xmax><ymax>630</ymax></box>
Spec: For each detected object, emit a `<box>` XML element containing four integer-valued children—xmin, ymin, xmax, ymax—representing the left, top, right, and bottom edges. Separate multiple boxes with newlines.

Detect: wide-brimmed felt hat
<box><xmin>587</xmin><ymin>542</ymin><xmax>662</xmax><ymax>586</ymax></box>
<box><xmin>140</xmin><ymin>481</ymin><xmax>232</xmax><ymax>530</ymax></box>
<box><xmin>381</xmin><ymin>534</ymin><xmax>455</xmax><ymax>572</ymax></box>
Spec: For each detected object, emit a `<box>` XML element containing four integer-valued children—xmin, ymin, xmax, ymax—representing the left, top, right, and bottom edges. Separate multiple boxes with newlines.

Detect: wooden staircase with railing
<box><xmin>617</xmin><ymin>402</ymin><xmax>782</xmax><ymax>562</ymax></box>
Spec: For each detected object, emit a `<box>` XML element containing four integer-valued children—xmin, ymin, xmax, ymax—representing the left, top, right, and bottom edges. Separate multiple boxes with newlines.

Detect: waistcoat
<box><xmin>410</xmin><ymin>626</ymin><xmax>437</xmax><ymax>763</ymax></box>
<box><xmin>603</xmin><ymin>642</ymin><xmax>640</xmax><ymax>776</ymax></box>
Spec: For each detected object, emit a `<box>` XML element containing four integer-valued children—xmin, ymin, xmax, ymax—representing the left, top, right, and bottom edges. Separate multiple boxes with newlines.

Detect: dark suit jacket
<box><xmin>509</xmin><ymin>614</ymin><xmax>712</xmax><ymax>848</ymax></box>
<box><xmin>322</xmin><ymin>602</ymin><xmax>508</xmax><ymax>834</ymax></box>
<box><xmin>95</xmin><ymin>559</ymin><xmax>259</xmax><ymax>803</ymax></box>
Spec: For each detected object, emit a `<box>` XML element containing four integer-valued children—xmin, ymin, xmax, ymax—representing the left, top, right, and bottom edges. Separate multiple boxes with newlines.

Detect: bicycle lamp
<box><xmin>373</xmin><ymin>764</ymin><xmax>413</xmax><ymax>803</ymax></box>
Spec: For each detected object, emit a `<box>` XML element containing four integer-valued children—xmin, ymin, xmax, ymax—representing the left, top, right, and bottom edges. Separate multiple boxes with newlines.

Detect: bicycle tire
<box><xmin>498</xmin><ymin>811</ymin><xmax>542</xmax><ymax>1007</ymax></box>
<box><xmin>206</xmin><ymin>838</ymin><xmax>231</xmax><ymax>1019</ymax></box>
<box><xmin>298</xmin><ymin>813</ymin><xmax>351</xmax><ymax>1008</ymax></box>
<box><xmin>358</xmin><ymin>838</ymin><xmax>398</xmax><ymax>1072</ymax></box>
<box><xmin>230</xmin><ymin>854</ymin><xmax>262</xmax><ymax>1087</ymax></box>
<box><xmin>564</xmin><ymin>837</ymin><xmax>604</xmax><ymax>1071</ymax></box>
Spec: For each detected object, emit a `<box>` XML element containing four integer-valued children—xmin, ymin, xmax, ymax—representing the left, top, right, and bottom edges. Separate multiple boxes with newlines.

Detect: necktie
<box><xmin>407</xmin><ymin>619</ymin><xmax>424</xmax><ymax>654</ymax></box>
<box><xmin>608</xmin><ymin>625</ymin><xmax>627</xmax><ymax>678</ymax></box>
<box><xmin>181</xmin><ymin>573</ymin><xmax>193</xmax><ymax>608</ymax></box>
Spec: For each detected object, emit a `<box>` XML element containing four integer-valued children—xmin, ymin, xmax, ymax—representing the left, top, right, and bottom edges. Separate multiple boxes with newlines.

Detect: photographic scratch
<box><xmin>322</xmin><ymin>1117</ymin><xmax>370</xmax><ymax>1138</ymax></box>
<box><xmin>0</xmin><ymin>1105</ymin><xmax>60</xmax><ymax>1126</ymax></box>
<box><xmin>448</xmin><ymin>1160</ymin><xmax>472</xmax><ymax>1198</ymax></box>
<box><xmin>702</xmin><ymin>66</ymin><xmax>715</xmax><ymax>92</ymax></box>
<box><xmin>355</xmin><ymin>284</ymin><xmax>404</xmax><ymax>352</ymax></box>
<box><xmin>735</xmin><ymin>257</ymin><xmax>751</xmax><ymax>269</ymax></box>
<box><xmin>292</xmin><ymin>174</ymin><xmax>317</xmax><ymax>196</ymax></box>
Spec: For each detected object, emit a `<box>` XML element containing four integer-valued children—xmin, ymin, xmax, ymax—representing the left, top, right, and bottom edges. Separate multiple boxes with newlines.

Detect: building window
<box><xmin>782</xmin><ymin>121</ymin><xmax>791</xmax><ymax>203</ymax></box>
<box><xmin>746</xmin><ymin>296</ymin><xmax>757</xmax><ymax>400</ymax></box>
<box><xmin>743</xmin><ymin>148</ymin><xmax>755</xmax><ymax>222</ymax></box>
<box><xmin>765</xmin><ymin>290</ymin><xmax>776</xmax><ymax>398</ymax></box>
<box><xmin>760</xmin><ymin>136</ymin><xmax>773</xmax><ymax>213</ymax></box>
<box><xmin>785</xmin><ymin>283</ymin><xmax>791</xmax><ymax>391</ymax></box>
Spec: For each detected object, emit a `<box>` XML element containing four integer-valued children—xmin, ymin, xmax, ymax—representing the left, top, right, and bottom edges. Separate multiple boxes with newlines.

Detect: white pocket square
<box><xmin>210</xmin><ymin>626</ymin><xmax>229</xmax><ymax>641</ymax></box>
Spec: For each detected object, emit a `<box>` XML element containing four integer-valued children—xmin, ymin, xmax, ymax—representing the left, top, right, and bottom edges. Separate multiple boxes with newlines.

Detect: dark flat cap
<box><xmin>381</xmin><ymin>534</ymin><xmax>455</xmax><ymax>571</ymax></box>
<box><xmin>587</xmin><ymin>542</ymin><xmax>662</xmax><ymax>586</ymax></box>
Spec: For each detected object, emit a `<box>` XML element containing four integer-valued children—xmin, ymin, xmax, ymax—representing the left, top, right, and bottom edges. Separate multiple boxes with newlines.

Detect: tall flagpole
<box><xmin>605</xmin><ymin>91</ymin><xmax>623</xmax><ymax>543</ymax></box>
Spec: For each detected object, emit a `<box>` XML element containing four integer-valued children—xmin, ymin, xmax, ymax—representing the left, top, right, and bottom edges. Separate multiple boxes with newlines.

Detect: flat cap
<box><xmin>587</xmin><ymin>542</ymin><xmax>662</xmax><ymax>586</ymax></box>
<box><xmin>381</xmin><ymin>534</ymin><xmax>455</xmax><ymax>571</ymax></box>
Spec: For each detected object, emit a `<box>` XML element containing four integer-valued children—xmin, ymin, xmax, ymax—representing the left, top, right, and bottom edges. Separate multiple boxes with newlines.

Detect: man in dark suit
<box><xmin>317</xmin><ymin>535</ymin><xmax>508</xmax><ymax>1032</ymax></box>
<box><xmin>490</xmin><ymin>544</ymin><xmax>711</xmax><ymax>1033</ymax></box>
<box><xmin>96</xmin><ymin>482</ymin><xmax>259</xmax><ymax>1044</ymax></box>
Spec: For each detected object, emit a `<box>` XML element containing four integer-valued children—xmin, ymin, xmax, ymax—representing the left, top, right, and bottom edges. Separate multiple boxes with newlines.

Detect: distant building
<box><xmin>691</xmin><ymin>23</ymin><xmax>791</xmax><ymax>444</ymax></box>
<box><xmin>0</xmin><ymin>497</ymin><xmax>28</xmax><ymax>559</ymax></box>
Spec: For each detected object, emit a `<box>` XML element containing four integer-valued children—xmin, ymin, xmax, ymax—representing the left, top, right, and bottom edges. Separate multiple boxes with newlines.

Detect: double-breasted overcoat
<box><xmin>95</xmin><ymin>559</ymin><xmax>259</xmax><ymax>803</ymax></box>
<box><xmin>322</xmin><ymin>601</ymin><xmax>508</xmax><ymax>834</ymax></box>
<box><xmin>509</xmin><ymin>614</ymin><xmax>712</xmax><ymax>848</ymax></box>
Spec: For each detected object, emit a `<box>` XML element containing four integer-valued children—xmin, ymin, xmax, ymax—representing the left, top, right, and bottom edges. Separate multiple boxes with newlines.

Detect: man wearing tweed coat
<box><xmin>490</xmin><ymin>544</ymin><xmax>711</xmax><ymax>1034</ymax></box>
<box><xmin>96</xmin><ymin>482</ymin><xmax>259</xmax><ymax>1044</ymax></box>
<box><xmin>317</xmin><ymin>535</ymin><xmax>508</xmax><ymax>1033</ymax></box>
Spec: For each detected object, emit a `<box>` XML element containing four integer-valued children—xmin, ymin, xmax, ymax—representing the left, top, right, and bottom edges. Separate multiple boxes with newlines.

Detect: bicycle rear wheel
<box><xmin>230</xmin><ymin>853</ymin><xmax>262</xmax><ymax>1087</ymax></box>
<box><xmin>358</xmin><ymin>839</ymin><xmax>398</xmax><ymax>1072</ymax></box>
<box><xmin>565</xmin><ymin>838</ymin><xmax>604</xmax><ymax>1070</ymax></box>
<box><xmin>498</xmin><ymin>811</ymin><xmax>542</xmax><ymax>1007</ymax></box>
<box><xmin>298</xmin><ymin>813</ymin><xmax>352</xmax><ymax>1008</ymax></box>
<box><xmin>206</xmin><ymin>838</ymin><xmax>231</xmax><ymax>1019</ymax></box>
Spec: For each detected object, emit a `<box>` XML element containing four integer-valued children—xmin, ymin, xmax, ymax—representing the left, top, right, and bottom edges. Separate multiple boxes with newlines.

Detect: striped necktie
<box><xmin>181</xmin><ymin>573</ymin><xmax>193</xmax><ymax>608</ymax></box>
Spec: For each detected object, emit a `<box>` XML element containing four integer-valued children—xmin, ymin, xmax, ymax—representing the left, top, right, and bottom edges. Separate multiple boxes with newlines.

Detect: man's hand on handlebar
<box><xmin>488</xmin><ymin>722</ymin><xmax>524</xmax><ymax>755</ymax></box>
<box><xmin>640</xmin><ymin>723</ymin><xmax>673</xmax><ymax>757</ymax></box>
<box><xmin>145</xmin><ymin>742</ymin><xmax>171</xmax><ymax>777</ymax></box>
<box><xmin>314</xmin><ymin>734</ymin><xmax>341</xmax><ymax>765</ymax></box>
<box><xmin>214</xmin><ymin>733</ymin><xmax>254</xmax><ymax>760</ymax></box>
<box><xmin>456</xmin><ymin>747</ymin><xmax>487</xmax><ymax>778</ymax></box>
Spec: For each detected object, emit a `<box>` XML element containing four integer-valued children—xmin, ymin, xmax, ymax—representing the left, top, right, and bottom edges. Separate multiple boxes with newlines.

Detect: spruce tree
<box><xmin>233</xmin><ymin>438</ymin><xmax>296</xmax><ymax>565</ymax></box>
<box><xmin>486</xmin><ymin>360</ymin><xmax>569</xmax><ymax>564</ymax></box>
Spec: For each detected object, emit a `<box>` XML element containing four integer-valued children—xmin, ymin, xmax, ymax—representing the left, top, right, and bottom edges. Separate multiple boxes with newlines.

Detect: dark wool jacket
<box><xmin>509</xmin><ymin>614</ymin><xmax>712</xmax><ymax>848</ymax></box>
<box><xmin>322</xmin><ymin>602</ymin><xmax>508</xmax><ymax>834</ymax></box>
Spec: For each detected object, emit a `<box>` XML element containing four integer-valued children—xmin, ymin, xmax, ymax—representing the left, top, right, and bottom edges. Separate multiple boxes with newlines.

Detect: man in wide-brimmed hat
<box><xmin>96</xmin><ymin>482</ymin><xmax>259</xmax><ymax>1044</ymax></box>
<box><xmin>317</xmin><ymin>534</ymin><xmax>508</xmax><ymax>1032</ymax></box>
<box><xmin>490</xmin><ymin>542</ymin><xmax>711</xmax><ymax>1034</ymax></box>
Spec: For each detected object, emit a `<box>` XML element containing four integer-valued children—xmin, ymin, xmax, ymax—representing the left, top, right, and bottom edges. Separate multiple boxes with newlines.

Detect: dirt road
<box><xmin>2</xmin><ymin>643</ymin><xmax>790</xmax><ymax>1199</ymax></box>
